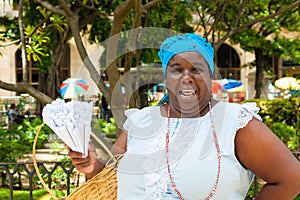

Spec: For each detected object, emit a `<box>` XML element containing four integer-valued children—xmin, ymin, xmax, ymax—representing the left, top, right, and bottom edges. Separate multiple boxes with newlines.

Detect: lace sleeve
<box><xmin>236</xmin><ymin>102</ymin><xmax>262</xmax><ymax>131</ymax></box>
<box><xmin>123</xmin><ymin>108</ymin><xmax>139</xmax><ymax>131</ymax></box>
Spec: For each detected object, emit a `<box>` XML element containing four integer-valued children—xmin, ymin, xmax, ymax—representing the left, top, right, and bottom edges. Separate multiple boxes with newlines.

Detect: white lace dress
<box><xmin>117</xmin><ymin>101</ymin><xmax>261</xmax><ymax>200</ymax></box>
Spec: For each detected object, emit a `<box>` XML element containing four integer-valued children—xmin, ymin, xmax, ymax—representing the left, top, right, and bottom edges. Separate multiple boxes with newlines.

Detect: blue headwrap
<box><xmin>157</xmin><ymin>33</ymin><xmax>214</xmax><ymax>105</ymax></box>
<box><xmin>158</xmin><ymin>33</ymin><xmax>214</xmax><ymax>76</ymax></box>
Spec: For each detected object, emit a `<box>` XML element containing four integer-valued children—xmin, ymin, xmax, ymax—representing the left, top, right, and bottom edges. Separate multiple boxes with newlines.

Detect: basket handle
<box><xmin>33</xmin><ymin>122</ymin><xmax>59</xmax><ymax>200</ymax></box>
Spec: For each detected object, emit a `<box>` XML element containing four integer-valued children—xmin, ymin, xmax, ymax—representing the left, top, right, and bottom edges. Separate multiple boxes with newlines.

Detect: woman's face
<box><xmin>165</xmin><ymin>51</ymin><xmax>212</xmax><ymax>116</ymax></box>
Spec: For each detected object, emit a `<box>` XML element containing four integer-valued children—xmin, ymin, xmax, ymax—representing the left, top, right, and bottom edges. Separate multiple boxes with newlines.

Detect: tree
<box><xmin>186</xmin><ymin>0</ymin><xmax>300</xmax><ymax>97</ymax></box>
<box><xmin>229</xmin><ymin>0</ymin><xmax>300</xmax><ymax>98</ymax></box>
<box><xmin>0</xmin><ymin>0</ymin><xmax>193</xmax><ymax>117</ymax></box>
<box><xmin>0</xmin><ymin>0</ymin><xmax>300</xmax><ymax>114</ymax></box>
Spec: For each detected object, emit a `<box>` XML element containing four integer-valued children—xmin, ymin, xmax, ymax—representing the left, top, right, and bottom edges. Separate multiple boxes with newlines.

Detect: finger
<box><xmin>88</xmin><ymin>143</ymin><xmax>96</xmax><ymax>153</ymax></box>
<box><xmin>71</xmin><ymin>157</ymin><xmax>90</xmax><ymax>166</ymax></box>
<box><xmin>72</xmin><ymin>159</ymin><xmax>92</xmax><ymax>171</ymax></box>
<box><xmin>80</xmin><ymin>162</ymin><xmax>89</xmax><ymax>167</ymax></box>
<box><xmin>65</xmin><ymin>145</ymin><xmax>70</xmax><ymax>151</ymax></box>
<box><xmin>69</xmin><ymin>150</ymin><xmax>86</xmax><ymax>159</ymax></box>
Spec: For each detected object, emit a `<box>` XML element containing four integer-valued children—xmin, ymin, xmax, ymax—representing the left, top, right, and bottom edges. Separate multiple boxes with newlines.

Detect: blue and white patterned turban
<box><xmin>158</xmin><ymin>33</ymin><xmax>214</xmax><ymax>76</ymax></box>
<box><xmin>157</xmin><ymin>33</ymin><xmax>214</xmax><ymax>105</ymax></box>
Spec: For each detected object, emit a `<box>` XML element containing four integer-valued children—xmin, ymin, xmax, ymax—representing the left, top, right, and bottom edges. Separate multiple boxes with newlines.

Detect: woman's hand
<box><xmin>67</xmin><ymin>143</ymin><xmax>104</xmax><ymax>179</ymax></box>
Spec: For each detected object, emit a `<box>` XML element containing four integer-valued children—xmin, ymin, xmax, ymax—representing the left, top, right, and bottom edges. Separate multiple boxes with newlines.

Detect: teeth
<box><xmin>179</xmin><ymin>90</ymin><xmax>196</xmax><ymax>97</ymax></box>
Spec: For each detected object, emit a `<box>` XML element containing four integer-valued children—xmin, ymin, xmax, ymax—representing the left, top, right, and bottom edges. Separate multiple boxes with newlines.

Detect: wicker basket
<box><xmin>33</xmin><ymin>123</ymin><xmax>118</xmax><ymax>200</ymax></box>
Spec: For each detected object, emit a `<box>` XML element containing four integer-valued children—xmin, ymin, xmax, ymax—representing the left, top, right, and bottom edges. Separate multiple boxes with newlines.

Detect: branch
<box><xmin>124</xmin><ymin>0</ymin><xmax>143</xmax><ymax>73</ymax></box>
<box><xmin>214</xmin><ymin>0</ymin><xmax>300</xmax><ymax>50</ymax></box>
<box><xmin>0</xmin><ymin>81</ymin><xmax>53</xmax><ymax>104</ymax></box>
<box><xmin>143</xmin><ymin>0</ymin><xmax>163</xmax><ymax>10</ymax></box>
<box><xmin>105</xmin><ymin>0</ymin><xmax>135</xmax><ymax>95</ymax></box>
<box><xmin>78</xmin><ymin>12</ymin><xmax>106</xmax><ymax>31</ymax></box>
<box><xmin>75</xmin><ymin>0</ymin><xmax>110</xmax><ymax>19</ymax></box>
<box><xmin>233</xmin><ymin>0</ymin><xmax>246</xmax><ymax>28</ymax></box>
<box><xmin>207</xmin><ymin>1</ymin><xmax>229</xmax><ymax>37</ymax></box>
<box><xmin>0</xmin><ymin>39</ymin><xmax>20</xmax><ymax>47</ymax></box>
<box><xmin>169</xmin><ymin>0</ymin><xmax>178</xmax><ymax>34</ymax></box>
<box><xmin>29</xmin><ymin>15</ymin><xmax>52</xmax><ymax>37</ymax></box>
<box><xmin>122</xmin><ymin>0</ymin><xmax>163</xmax><ymax>72</ymax></box>
<box><xmin>66</xmin><ymin>7</ymin><xmax>110</xmax><ymax>102</ymax></box>
<box><xmin>34</xmin><ymin>0</ymin><xmax>66</xmax><ymax>16</ymax></box>
<box><xmin>57</xmin><ymin>0</ymin><xmax>73</xmax><ymax>17</ymax></box>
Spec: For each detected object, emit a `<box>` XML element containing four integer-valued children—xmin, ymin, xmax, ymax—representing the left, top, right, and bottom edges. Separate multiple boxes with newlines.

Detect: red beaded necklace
<box><xmin>165</xmin><ymin>102</ymin><xmax>221</xmax><ymax>200</ymax></box>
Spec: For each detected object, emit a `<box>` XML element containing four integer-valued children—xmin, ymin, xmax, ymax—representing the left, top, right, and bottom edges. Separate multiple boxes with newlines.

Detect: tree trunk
<box><xmin>18</xmin><ymin>0</ymin><xmax>28</xmax><ymax>83</ymax></box>
<box><xmin>47</xmin><ymin>41</ymin><xmax>67</xmax><ymax>99</ymax></box>
<box><xmin>36</xmin><ymin>73</ymin><xmax>48</xmax><ymax>118</ymax></box>
<box><xmin>254</xmin><ymin>48</ymin><xmax>270</xmax><ymax>98</ymax></box>
<box><xmin>274</xmin><ymin>57</ymin><xmax>283</xmax><ymax>79</ymax></box>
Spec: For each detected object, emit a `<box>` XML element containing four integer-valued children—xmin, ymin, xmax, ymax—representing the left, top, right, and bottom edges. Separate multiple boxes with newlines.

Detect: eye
<box><xmin>192</xmin><ymin>67</ymin><xmax>203</xmax><ymax>74</ymax></box>
<box><xmin>192</xmin><ymin>64</ymin><xmax>209</xmax><ymax>74</ymax></box>
<box><xmin>171</xmin><ymin>66</ymin><xmax>182</xmax><ymax>73</ymax></box>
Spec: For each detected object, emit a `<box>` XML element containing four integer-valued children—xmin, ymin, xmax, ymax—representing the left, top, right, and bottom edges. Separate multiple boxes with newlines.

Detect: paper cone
<box><xmin>53</xmin><ymin>126</ymin><xmax>77</xmax><ymax>151</ymax></box>
<box><xmin>42</xmin><ymin>99</ymin><xmax>93</xmax><ymax>156</ymax></box>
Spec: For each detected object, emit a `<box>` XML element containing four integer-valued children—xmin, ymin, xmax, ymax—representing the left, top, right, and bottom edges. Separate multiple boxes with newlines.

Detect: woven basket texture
<box><xmin>65</xmin><ymin>163</ymin><xmax>117</xmax><ymax>200</ymax></box>
<box><xmin>33</xmin><ymin>123</ymin><xmax>118</xmax><ymax>200</ymax></box>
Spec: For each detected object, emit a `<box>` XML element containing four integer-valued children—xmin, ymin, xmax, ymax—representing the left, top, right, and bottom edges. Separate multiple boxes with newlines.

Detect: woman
<box><xmin>68</xmin><ymin>33</ymin><xmax>300</xmax><ymax>199</ymax></box>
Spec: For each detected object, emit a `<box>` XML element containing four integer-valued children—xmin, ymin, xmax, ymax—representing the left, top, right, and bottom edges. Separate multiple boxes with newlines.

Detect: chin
<box><xmin>177</xmin><ymin>97</ymin><xmax>200</xmax><ymax>109</ymax></box>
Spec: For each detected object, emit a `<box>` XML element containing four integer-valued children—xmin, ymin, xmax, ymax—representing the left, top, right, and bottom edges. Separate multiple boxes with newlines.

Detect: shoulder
<box><xmin>222</xmin><ymin>101</ymin><xmax>260</xmax><ymax>115</ymax></box>
<box><xmin>124</xmin><ymin>106</ymin><xmax>153</xmax><ymax>118</ymax></box>
<box><xmin>123</xmin><ymin>106</ymin><xmax>161</xmax><ymax>131</ymax></box>
<box><xmin>221</xmin><ymin>102</ymin><xmax>262</xmax><ymax>131</ymax></box>
<box><xmin>124</xmin><ymin>106</ymin><xmax>158</xmax><ymax>123</ymax></box>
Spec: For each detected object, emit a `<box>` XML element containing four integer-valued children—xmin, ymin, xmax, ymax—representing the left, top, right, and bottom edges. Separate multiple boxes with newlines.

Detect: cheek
<box><xmin>165</xmin><ymin>78</ymin><xmax>179</xmax><ymax>95</ymax></box>
<box><xmin>165</xmin><ymin>73</ymin><xmax>179</xmax><ymax>85</ymax></box>
<box><xmin>195</xmin><ymin>76</ymin><xmax>212</xmax><ymax>91</ymax></box>
<box><xmin>165</xmin><ymin>79</ymin><xmax>175</xmax><ymax>92</ymax></box>
<box><xmin>166</xmin><ymin>72</ymin><xmax>182</xmax><ymax>80</ymax></box>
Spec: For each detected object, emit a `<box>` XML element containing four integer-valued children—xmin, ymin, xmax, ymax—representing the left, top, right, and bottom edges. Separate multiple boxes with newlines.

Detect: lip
<box><xmin>178</xmin><ymin>89</ymin><xmax>197</xmax><ymax>98</ymax></box>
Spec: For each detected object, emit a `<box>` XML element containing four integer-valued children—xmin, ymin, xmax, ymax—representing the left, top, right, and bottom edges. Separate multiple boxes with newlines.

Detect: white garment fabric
<box><xmin>117</xmin><ymin>101</ymin><xmax>261</xmax><ymax>200</ymax></box>
<box><xmin>8</xmin><ymin>109</ymin><xmax>17</xmax><ymax>122</ymax></box>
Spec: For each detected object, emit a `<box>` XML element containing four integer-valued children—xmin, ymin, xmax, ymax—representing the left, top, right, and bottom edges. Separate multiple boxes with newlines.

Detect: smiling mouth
<box><xmin>179</xmin><ymin>90</ymin><xmax>197</xmax><ymax>97</ymax></box>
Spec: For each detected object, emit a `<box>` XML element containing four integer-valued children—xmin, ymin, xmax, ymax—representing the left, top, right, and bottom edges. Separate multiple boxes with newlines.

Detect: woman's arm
<box><xmin>235</xmin><ymin>118</ymin><xmax>300</xmax><ymax>199</ymax></box>
<box><xmin>68</xmin><ymin>131</ymin><xmax>128</xmax><ymax>179</ymax></box>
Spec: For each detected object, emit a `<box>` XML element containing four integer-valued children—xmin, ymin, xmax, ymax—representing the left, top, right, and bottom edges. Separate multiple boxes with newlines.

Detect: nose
<box><xmin>182</xmin><ymin>70</ymin><xmax>193</xmax><ymax>83</ymax></box>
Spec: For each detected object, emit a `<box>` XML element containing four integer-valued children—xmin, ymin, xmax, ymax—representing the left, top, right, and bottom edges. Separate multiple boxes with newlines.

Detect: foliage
<box><xmin>0</xmin><ymin>16</ymin><xmax>19</xmax><ymax>39</ymax></box>
<box><xmin>49</xmin><ymin>141</ymin><xmax>66</xmax><ymax>155</ymax></box>
<box><xmin>0</xmin><ymin>0</ymin><xmax>196</xmax><ymax>108</ymax></box>
<box><xmin>0</xmin><ymin>118</ymin><xmax>51</xmax><ymax>189</ymax></box>
<box><xmin>0</xmin><ymin>130</ymin><xmax>28</xmax><ymax>162</ymax></box>
<box><xmin>247</xmin><ymin>98</ymin><xmax>300</xmax><ymax>151</ymax></box>
<box><xmin>245</xmin><ymin>98</ymin><xmax>300</xmax><ymax>198</ymax></box>
<box><xmin>183</xmin><ymin>0</ymin><xmax>300</xmax><ymax>98</ymax></box>
<box><xmin>246</xmin><ymin>177</ymin><xmax>264</xmax><ymax>199</ymax></box>
<box><xmin>15</xmin><ymin>118</ymin><xmax>52</xmax><ymax>149</ymax></box>
<box><xmin>0</xmin><ymin>188</ymin><xmax>66</xmax><ymax>200</ymax></box>
<box><xmin>35</xmin><ymin>157</ymin><xmax>74</xmax><ymax>192</ymax></box>
<box><xmin>98</xmin><ymin>0</ymin><xmax>194</xmax><ymax>69</ymax></box>
<box><xmin>0</xmin><ymin>118</ymin><xmax>50</xmax><ymax>162</ymax></box>
<box><xmin>93</xmin><ymin>118</ymin><xmax>117</xmax><ymax>134</ymax></box>
<box><xmin>228</xmin><ymin>0</ymin><xmax>300</xmax><ymax>72</ymax></box>
<box><xmin>148</xmin><ymin>100</ymin><xmax>159</xmax><ymax>106</ymax></box>
<box><xmin>24</xmin><ymin>25</ymin><xmax>51</xmax><ymax>63</ymax></box>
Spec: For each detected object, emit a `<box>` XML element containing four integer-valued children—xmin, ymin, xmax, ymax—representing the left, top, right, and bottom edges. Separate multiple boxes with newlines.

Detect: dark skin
<box><xmin>68</xmin><ymin>52</ymin><xmax>300</xmax><ymax>198</ymax></box>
